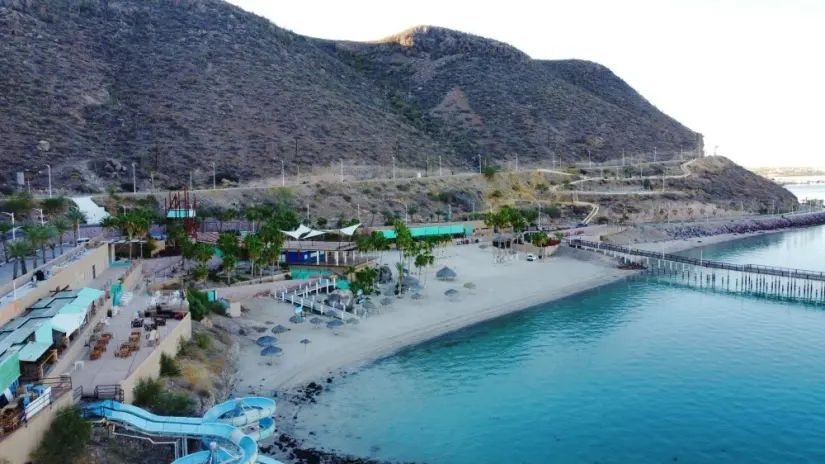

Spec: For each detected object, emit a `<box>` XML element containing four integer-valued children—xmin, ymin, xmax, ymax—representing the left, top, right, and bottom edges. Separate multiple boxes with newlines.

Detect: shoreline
<box><xmin>229</xmin><ymin>222</ymin><xmax>825</xmax><ymax>463</ymax></box>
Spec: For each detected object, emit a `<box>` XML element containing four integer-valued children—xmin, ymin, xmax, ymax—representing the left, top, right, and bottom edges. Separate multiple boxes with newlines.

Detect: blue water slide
<box><xmin>84</xmin><ymin>399</ymin><xmax>281</xmax><ymax>464</ymax></box>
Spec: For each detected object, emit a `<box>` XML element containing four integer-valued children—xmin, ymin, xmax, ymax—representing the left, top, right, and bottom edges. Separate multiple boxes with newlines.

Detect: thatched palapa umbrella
<box><xmin>436</xmin><ymin>267</ymin><xmax>457</xmax><ymax>281</ymax></box>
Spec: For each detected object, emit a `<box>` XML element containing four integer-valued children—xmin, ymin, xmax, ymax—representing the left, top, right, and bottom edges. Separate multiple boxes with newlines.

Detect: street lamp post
<box><xmin>340</xmin><ymin>159</ymin><xmax>344</xmax><ymax>183</ymax></box>
<box><xmin>131</xmin><ymin>163</ymin><xmax>137</xmax><ymax>193</ymax></box>
<box><xmin>278</xmin><ymin>159</ymin><xmax>285</xmax><ymax>186</ymax></box>
<box><xmin>45</xmin><ymin>164</ymin><xmax>52</xmax><ymax>198</ymax></box>
<box><xmin>211</xmin><ymin>162</ymin><xmax>216</xmax><ymax>190</ymax></box>
<box><xmin>477</xmin><ymin>154</ymin><xmax>482</xmax><ymax>173</ymax></box>
<box><xmin>0</xmin><ymin>212</ymin><xmax>14</xmax><ymax>240</ymax></box>
<box><xmin>439</xmin><ymin>156</ymin><xmax>442</xmax><ymax>176</ymax></box>
<box><xmin>587</xmin><ymin>149</ymin><xmax>592</xmax><ymax>169</ymax></box>
<box><xmin>392</xmin><ymin>156</ymin><xmax>396</xmax><ymax>180</ymax></box>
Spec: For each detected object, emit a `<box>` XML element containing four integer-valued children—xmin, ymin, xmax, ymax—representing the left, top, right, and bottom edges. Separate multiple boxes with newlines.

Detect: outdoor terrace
<box><xmin>70</xmin><ymin>291</ymin><xmax>184</xmax><ymax>394</ymax></box>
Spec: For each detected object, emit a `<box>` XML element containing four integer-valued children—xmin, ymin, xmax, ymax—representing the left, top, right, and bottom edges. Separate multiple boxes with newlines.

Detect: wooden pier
<box><xmin>276</xmin><ymin>278</ymin><xmax>357</xmax><ymax>320</ymax></box>
<box><xmin>570</xmin><ymin>239</ymin><xmax>825</xmax><ymax>304</ymax></box>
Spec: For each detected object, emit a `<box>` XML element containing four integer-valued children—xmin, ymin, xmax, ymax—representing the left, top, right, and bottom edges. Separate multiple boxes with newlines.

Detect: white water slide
<box><xmin>84</xmin><ymin>397</ymin><xmax>282</xmax><ymax>464</ymax></box>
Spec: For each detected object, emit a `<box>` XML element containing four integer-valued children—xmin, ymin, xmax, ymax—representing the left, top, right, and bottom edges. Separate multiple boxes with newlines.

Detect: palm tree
<box><xmin>243</xmin><ymin>233</ymin><xmax>263</xmax><ymax>276</ymax></box>
<box><xmin>395</xmin><ymin>261</ymin><xmax>405</xmax><ymax>295</ymax></box>
<box><xmin>221</xmin><ymin>254</ymin><xmax>237</xmax><ymax>285</ymax></box>
<box><xmin>65</xmin><ymin>207</ymin><xmax>87</xmax><ymax>246</ymax></box>
<box><xmin>24</xmin><ymin>224</ymin><xmax>50</xmax><ymax>267</ymax></box>
<box><xmin>51</xmin><ymin>217</ymin><xmax>72</xmax><ymax>255</ymax></box>
<box><xmin>180</xmin><ymin>237</ymin><xmax>196</xmax><ymax>270</ymax></box>
<box><xmin>194</xmin><ymin>243</ymin><xmax>214</xmax><ymax>267</ymax></box>
<box><xmin>7</xmin><ymin>240</ymin><xmax>31</xmax><ymax>278</ymax></box>
<box><xmin>40</xmin><ymin>197</ymin><xmax>70</xmax><ymax>217</ymax></box>
<box><xmin>100</xmin><ymin>215</ymin><xmax>121</xmax><ymax>238</ymax></box>
<box><xmin>218</xmin><ymin>208</ymin><xmax>237</xmax><ymax>232</ymax></box>
<box><xmin>370</xmin><ymin>231</ymin><xmax>390</xmax><ymax>265</ymax></box>
<box><xmin>192</xmin><ymin>264</ymin><xmax>209</xmax><ymax>282</ymax></box>
<box><xmin>0</xmin><ymin>220</ymin><xmax>11</xmax><ymax>263</ymax></box>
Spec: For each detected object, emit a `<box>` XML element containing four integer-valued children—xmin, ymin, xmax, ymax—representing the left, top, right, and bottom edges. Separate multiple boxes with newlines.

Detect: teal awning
<box><xmin>381</xmin><ymin>225</ymin><xmax>469</xmax><ymax>240</ymax></box>
<box><xmin>17</xmin><ymin>341</ymin><xmax>53</xmax><ymax>362</ymax></box>
<box><xmin>167</xmin><ymin>209</ymin><xmax>196</xmax><ymax>219</ymax></box>
<box><xmin>51</xmin><ymin>313</ymin><xmax>85</xmax><ymax>336</ymax></box>
<box><xmin>0</xmin><ymin>352</ymin><xmax>20</xmax><ymax>393</ymax></box>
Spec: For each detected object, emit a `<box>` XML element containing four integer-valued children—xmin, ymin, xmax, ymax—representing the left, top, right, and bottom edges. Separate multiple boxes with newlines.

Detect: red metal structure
<box><xmin>164</xmin><ymin>189</ymin><xmax>198</xmax><ymax>240</ymax></box>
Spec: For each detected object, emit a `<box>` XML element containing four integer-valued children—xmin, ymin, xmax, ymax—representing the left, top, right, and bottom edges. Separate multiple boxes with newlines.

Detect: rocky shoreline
<box><xmin>261</xmin><ymin>379</ymin><xmax>417</xmax><ymax>464</ymax></box>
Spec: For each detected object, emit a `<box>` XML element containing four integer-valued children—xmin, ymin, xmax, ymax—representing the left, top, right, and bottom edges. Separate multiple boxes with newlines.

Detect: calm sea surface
<box><xmin>298</xmin><ymin>225</ymin><xmax>825</xmax><ymax>464</ymax></box>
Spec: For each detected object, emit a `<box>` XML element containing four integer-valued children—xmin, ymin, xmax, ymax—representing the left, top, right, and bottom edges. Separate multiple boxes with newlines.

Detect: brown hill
<box><xmin>0</xmin><ymin>1</ymin><xmax>701</xmax><ymax>193</ymax></box>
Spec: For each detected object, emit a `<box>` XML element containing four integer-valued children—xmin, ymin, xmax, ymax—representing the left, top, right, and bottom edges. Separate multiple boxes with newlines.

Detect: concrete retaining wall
<box><xmin>119</xmin><ymin>313</ymin><xmax>192</xmax><ymax>404</ymax></box>
<box><xmin>0</xmin><ymin>389</ymin><xmax>74</xmax><ymax>464</ymax></box>
<box><xmin>0</xmin><ymin>245</ymin><xmax>111</xmax><ymax>326</ymax></box>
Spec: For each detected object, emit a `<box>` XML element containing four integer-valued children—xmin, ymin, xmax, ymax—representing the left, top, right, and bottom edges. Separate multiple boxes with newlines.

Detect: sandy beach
<box><xmin>232</xmin><ymin>245</ymin><xmax>629</xmax><ymax>397</ymax></box>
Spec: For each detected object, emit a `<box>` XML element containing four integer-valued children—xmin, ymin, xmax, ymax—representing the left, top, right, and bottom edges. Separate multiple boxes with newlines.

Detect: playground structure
<box><xmin>164</xmin><ymin>189</ymin><xmax>198</xmax><ymax>241</ymax></box>
<box><xmin>83</xmin><ymin>397</ymin><xmax>282</xmax><ymax>464</ymax></box>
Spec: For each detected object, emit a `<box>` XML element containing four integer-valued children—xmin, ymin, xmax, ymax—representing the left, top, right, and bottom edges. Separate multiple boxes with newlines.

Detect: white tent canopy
<box><xmin>302</xmin><ymin>229</ymin><xmax>327</xmax><ymax>240</ymax></box>
<box><xmin>283</xmin><ymin>224</ymin><xmax>312</xmax><ymax>240</ymax></box>
<box><xmin>339</xmin><ymin>224</ymin><xmax>361</xmax><ymax>236</ymax></box>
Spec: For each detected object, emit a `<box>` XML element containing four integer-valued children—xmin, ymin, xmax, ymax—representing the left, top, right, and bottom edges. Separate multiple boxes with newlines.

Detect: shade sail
<box><xmin>302</xmin><ymin>229</ymin><xmax>326</xmax><ymax>240</ymax></box>
<box><xmin>17</xmin><ymin>341</ymin><xmax>53</xmax><ymax>362</ymax></box>
<box><xmin>50</xmin><ymin>313</ymin><xmax>85</xmax><ymax>336</ymax></box>
<box><xmin>339</xmin><ymin>224</ymin><xmax>361</xmax><ymax>236</ymax></box>
<box><xmin>283</xmin><ymin>224</ymin><xmax>311</xmax><ymax>240</ymax></box>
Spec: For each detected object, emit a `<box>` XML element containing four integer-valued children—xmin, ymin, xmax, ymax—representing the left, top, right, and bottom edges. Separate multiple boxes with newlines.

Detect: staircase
<box><xmin>119</xmin><ymin>292</ymin><xmax>134</xmax><ymax>307</ymax></box>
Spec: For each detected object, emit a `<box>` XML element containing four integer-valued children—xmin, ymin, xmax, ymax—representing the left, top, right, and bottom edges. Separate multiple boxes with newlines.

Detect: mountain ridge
<box><xmin>0</xmin><ymin>0</ymin><xmax>701</xmax><ymax>193</ymax></box>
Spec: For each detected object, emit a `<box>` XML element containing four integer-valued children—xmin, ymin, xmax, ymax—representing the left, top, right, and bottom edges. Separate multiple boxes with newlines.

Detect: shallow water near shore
<box><xmin>293</xmin><ymin>225</ymin><xmax>825</xmax><ymax>464</ymax></box>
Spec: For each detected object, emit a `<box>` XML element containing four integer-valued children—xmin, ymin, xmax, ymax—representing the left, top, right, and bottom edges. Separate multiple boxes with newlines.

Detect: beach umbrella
<box><xmin>401</xmin><ymin>276</ymin><xmax>420</xmax><ymax>287</ymax></box>
<box><xmin>436</xmin><ymin>266</ymin><xmax>457</xmax><ymax>281</ymax></box>
<box><xmin>256</xmin><ymin>336</ymin><xmax>277</xmax><ymax>347</ymax></box>
<box><xmin>346</xmin><ymin>317</ymin><xmax>360</xmax><ymax>325</ymax></box>
<box><xmin>463</xmin><ymin>282</ymin><xmax>476</xmax><ymax>293</ymax></box>
<box><xmin>300</xmin><ymin>338</ymin><xmax>311</xmax><ymax>352</ymax></box>
<box><xmin>444</xmin><ymin>289</ymin><xmax>460</xmax><ymax>300</ymax></box>
<box><xmin>289</xmin><ymin>315</ymin><xmax>305</xmax><ymax>324</ymax></box>
<box><xmin>310</xmin><ymin>317</ymin><xmax>324</xmax><ymax>328</ymax></box>
<box><xmin>260</xmin><ymin>345</ymin><xmax>283</xmax><ymax>357</ymax></box>
<box><xmin>271</xmin><ymin>325</ymin><xmax>289</xmax><ymax>334</ymax></box>
<box><xmin>327</xmin><ymin>320</ymin><xmax>344</xmax><ymax>330</ymax></box>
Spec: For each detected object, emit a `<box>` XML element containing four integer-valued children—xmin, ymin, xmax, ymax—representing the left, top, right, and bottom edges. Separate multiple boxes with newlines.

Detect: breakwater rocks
<box><xmin>665</xmin><ymin>212</ymin><xmax>825</xmax><ymax>239</ymax></box>
<box><xmin>269</xmin><ymin>379</ymin><xmax>416</xmax><ymax>464</ymax></box>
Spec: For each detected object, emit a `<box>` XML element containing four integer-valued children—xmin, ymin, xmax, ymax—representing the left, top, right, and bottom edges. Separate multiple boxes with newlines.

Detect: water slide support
<box><xmin>112</xmin><ymin>429</ymin><xmax>180</xmax><ymax>459</ymax></box>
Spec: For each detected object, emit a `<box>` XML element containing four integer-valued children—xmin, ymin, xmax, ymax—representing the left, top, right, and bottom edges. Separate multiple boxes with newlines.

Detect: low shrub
<box><xmin>30</xmin><ymin>407</ymin><xmax>91</xmax><ymax>464</ymax></box>
<box><xmin>159</xmin><ymin>352</ymin><xmax>181</xmax><ymax>377</ymax></box>
<box><xmin>133</xmin><ymin>378</ymin><xmax>196</xmax><ymax>417</ymax></box>
<box><xmin>194</xmin><ymin>332</ymin><xmax>212</xmax><ymax>349</ymax></box>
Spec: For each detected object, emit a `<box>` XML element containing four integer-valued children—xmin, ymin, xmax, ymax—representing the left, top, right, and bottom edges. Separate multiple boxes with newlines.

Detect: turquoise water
<box><xmin>298</xmin><ymin>225</ymin><xmax>825</xmax><ymax>464</ymax></box>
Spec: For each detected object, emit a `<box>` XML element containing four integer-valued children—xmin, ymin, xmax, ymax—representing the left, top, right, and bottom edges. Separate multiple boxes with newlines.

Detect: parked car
<box><xmin>526</xmin><ymin>254</ymin><xmax>537</xmax><ymax>262</ymax></box>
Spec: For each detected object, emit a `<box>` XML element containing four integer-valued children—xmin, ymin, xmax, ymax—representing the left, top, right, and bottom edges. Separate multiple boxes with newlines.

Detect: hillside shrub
<box><xmin>30</xmin><ymin>407</ymin><xmax>91</xmax><ymax>464</ymax></box>
<box><xmin>159</xmin><ymin>352</ymin><xmax>181</xmax><ymax>377</ymax></box>
<box><xmin>194</xmin><ymin>332</ymin><xmax>212</xmax><ymax>349</ymax></box>
<box><xmin>133</xmin><ymin>378</ymin><xmax>196</xmax><ymax>417</ymax></box>
<box><xmin>482</xmin><ymin>166</ymin><xmax>498</xmax><ymax>180</ymax></box>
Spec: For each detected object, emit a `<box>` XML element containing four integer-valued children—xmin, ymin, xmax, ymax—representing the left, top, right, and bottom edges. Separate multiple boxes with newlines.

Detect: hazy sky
<box><xmin>227</xmin><ymin>0</ymin><xmax>824</xmax><ymax>167</ymax></box>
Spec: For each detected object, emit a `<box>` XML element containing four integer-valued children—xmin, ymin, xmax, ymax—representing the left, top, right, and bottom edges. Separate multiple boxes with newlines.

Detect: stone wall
<box><xmin>118</xmin><ymin>313</ymin><xmax>192</xmax><ymax>404</ymax></box>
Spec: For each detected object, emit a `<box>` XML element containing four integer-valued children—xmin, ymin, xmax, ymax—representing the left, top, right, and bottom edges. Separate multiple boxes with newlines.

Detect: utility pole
<box><xmin>392</xmin><ymin>156</ymin><xmax>396</xmax><ymax>180</ymax></box>
<box><xmin>587</xmin><ymin>149</ymin><xmax>592</xmax><ymax>169</ymax></box>
<box><xmin>654</xmin><ymin>146</ymin><xmax>657</xmax><ymax>163</ymax></box>
<box><xmin>340</xmin><ymin>158</ymin><xmax>344</xmax><ymax>183</ymax></box>
<box><xmin>278</xmin><ymin>159</ymin><xmax>285</xmax><ymax>186</ymax></box>
<box><xmin>132</xmin><ymin>163</ymin><xmax>137</xmax><ymax>193</ymax></box>
<box><xmin>212</xmin><ymin>162</ymin><xmax>216</xmax><ymax>190</ymax></box>
<box><xmin>477</xmin><ymin>154</ymin><xmax>482</xmax><ymax>173</ymax></box>
<box><xmin>439</xmin><ymin>156</ymin><xmax>442</xmax><ymax>176</ymax></box>
<box><xmin>622</xmin><ymin>150</ymin><xmax>625</xmax><ymax>167</ymax></box>
<box><xmin>150</xmin><ymin>172</ymin><xmax>155</xmax><ymax>193</ymax></box>
<box><xmin>515</xmin><ymin>155</ymin><xmax>519</xmax><ymax>172</ymax></box>
<box><xmin>189</xmin><ymin>171</ymin><xmax>193</xmax><ymax>190</ymax></box>
<box><xmin>45</xmin><ymin>164</ymin><xmax>52</xmax><ymax>198</ymax></box>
